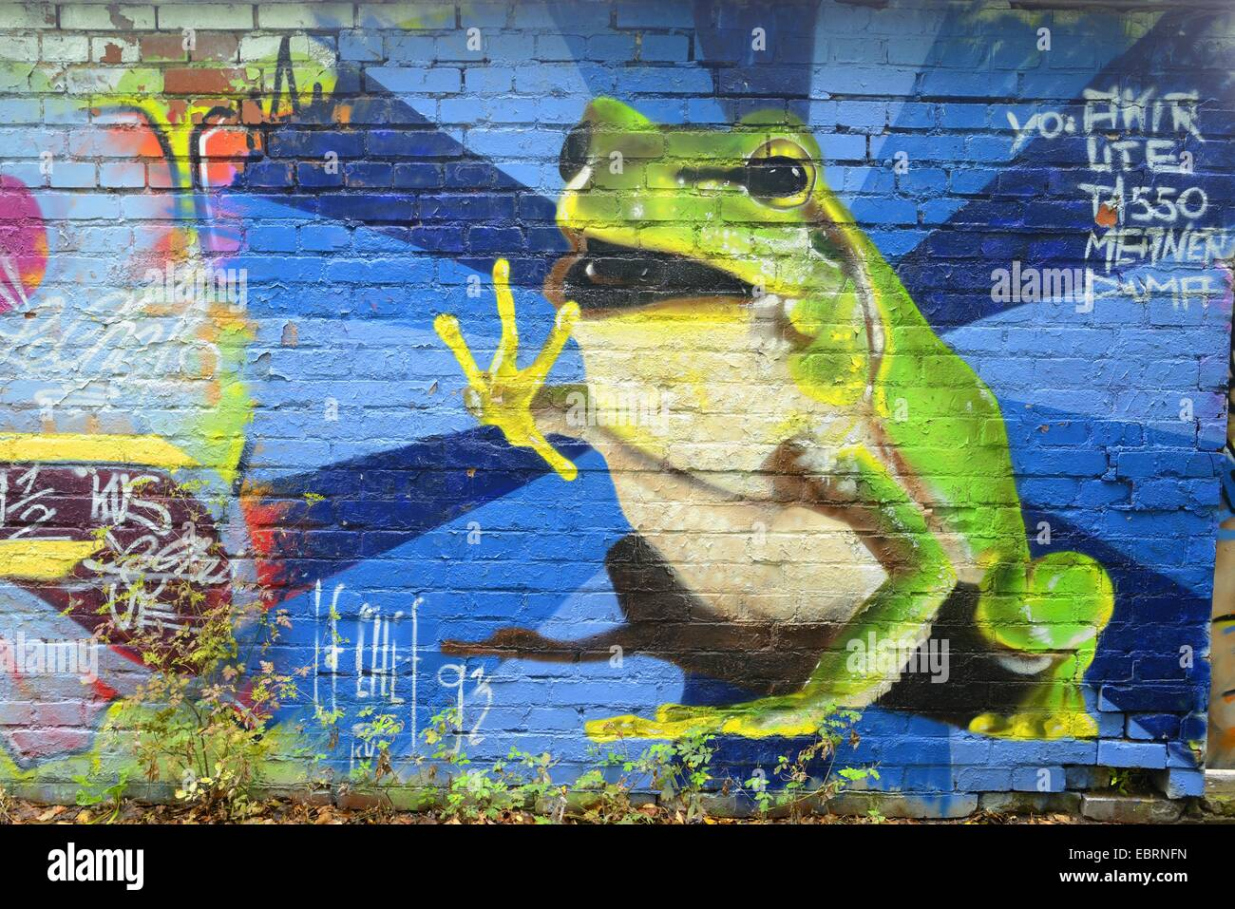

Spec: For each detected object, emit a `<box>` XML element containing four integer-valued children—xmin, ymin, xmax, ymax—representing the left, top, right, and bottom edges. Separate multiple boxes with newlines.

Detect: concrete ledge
<box><xmin>1080</xmin><ymin>795</ymin><xmax>1183</xmax><ymax>823</ymax></box>
<box><xmin>827</xmin><ymin>791</ymin><xmax>979</xmax><ymax>819</ymax></box>
<box><xmin>1204</xmin><ymin>769</ymin><xmax>1235</xmax><ymax>797</ymax></box>
<box><xmin>978</xmin><ymin>791</ymin><xmax>1083</xmax><ymax>815</ymax></box>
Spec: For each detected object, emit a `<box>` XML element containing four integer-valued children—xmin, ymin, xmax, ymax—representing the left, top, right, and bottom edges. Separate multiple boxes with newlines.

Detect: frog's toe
<box><xmin>585</xmin><ymin>714</ymin><xmax>659</xmax><ymax>741</ymax></box>
<box><xmin>967</xmin><ymin>710</ymin><xmax>1098</xmax><ymax>740</ymax></box>
<box><xmin>585</xmin><ymin>705</ymin><xmax>729</xmax><ymax>741</ymax></box>
<box><xmin>966</xmin><ymin>711</ymin><xmax>1043</xmax><ymax>739</ymax></box>
<box><xmin>585</xmin><ymin>712</ymin><xmax>688</xmax><ymax>741</ymax></box>
<box><xmin>1042</xmin><ymin>710</ymin><xmax>1098</xmax><ymax>739</ymax></box>
<box><xmin>657</xmin><ymin>703</ymin><xmax>714</xmax><ymax>724</ymax></box>
<box><xmin>967</xmin><ymin>712</ymin><xmax>1006</xmax><ymax>737</ymax></box>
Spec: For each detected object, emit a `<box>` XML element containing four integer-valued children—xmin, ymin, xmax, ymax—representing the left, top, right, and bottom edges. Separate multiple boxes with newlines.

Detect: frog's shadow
<box><xmin>441</xmin><ymin>533</ymin><xmax>1029</xmax><ymax>729</ymax></box>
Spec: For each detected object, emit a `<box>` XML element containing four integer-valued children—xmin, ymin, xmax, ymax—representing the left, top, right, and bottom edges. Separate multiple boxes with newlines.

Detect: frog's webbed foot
<box><xmin>969</xmin><ymin>701</ymin><xmax>1098</xmax><ymax>740</ymax></box>
<box><xmin>434</xmin><ymin>258</ymin><xmax>581</xmax><ymax>481</ymax></box>
<box><xmin>586</xmin><ymin>707</ymin><xmax>724</xmax><ymax>742</ymax></box>
<box><xmin>586</xmin><ymin>699</ymin><xmax>838</xmax><ymax>741</ymax></box>
<box><xmin>587</xmin><ymin>704</ymin><xmax>757</xmax><ymax>742</ymax></box>
<box><xmin>968</xmin><ymin>648</ymin><xmax>1100</xmax><ymax>739</ymax></box>
<box><xmin>971</xmin><ymin>551</ymin><xmax>1113</xmax><ymax>740</ymax></box>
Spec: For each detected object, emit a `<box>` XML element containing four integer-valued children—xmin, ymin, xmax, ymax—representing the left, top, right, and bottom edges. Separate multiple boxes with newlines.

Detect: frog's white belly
<box><xmin>584</xmin><ymin>431</ymin><xmax>887</xmax><ymax>626</ymax></box>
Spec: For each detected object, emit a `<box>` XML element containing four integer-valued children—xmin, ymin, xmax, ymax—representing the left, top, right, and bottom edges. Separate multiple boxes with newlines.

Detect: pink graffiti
<box><xmin>0</xmin><ymin>176</ymin><xmax>48</xmax><ymax>313</ymax></box>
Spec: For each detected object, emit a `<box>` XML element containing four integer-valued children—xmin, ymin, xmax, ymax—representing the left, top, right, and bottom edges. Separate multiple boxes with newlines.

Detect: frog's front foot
<box><xmin>969</xmin><ymin>710</ymin><xmax>1098</xmax><ymax>740</ymax></box>
<box><xmin>586</xmin><ymin>699</ymin><xmax>835</xmax><ymax>741</ymax></box>
<box><xmin>972</xmin><ymin>551</ymin><xmax>1113</xmax><ymax>740</ymax></box>
<box><xmin>434</xmin><ymin>258</ymin><xmax>581</xmax><ymax>480</ymax></box>
<box><xmin>968</xmin><ymin>655</ymin><xmax>1099</xmax><ymax>739</ymax></box>
<box><xmin>586</xmin><ymin>706</ymin><xmax>726</xmax><ymax>742</ymax></box>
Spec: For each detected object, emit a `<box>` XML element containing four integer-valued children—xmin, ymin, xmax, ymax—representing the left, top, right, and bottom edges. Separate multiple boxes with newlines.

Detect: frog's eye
<box><xmin>745</xmin><ymin>139</ymin><xmax>816</xmax><ymax>209</ymax></box>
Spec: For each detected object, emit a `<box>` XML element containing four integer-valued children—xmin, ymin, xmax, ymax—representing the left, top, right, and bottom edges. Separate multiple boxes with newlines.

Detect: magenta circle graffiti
<box><xmin>0</xmin><ymin>176</ymin><xmax>48</xmax><ymax>313</ymax></box>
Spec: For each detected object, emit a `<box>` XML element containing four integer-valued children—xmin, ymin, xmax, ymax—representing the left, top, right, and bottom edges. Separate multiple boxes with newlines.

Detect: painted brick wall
<box><xmin>0</xmin><ymin>0</ymin><xmax>1231</xmax><ymax>813</ymax></box>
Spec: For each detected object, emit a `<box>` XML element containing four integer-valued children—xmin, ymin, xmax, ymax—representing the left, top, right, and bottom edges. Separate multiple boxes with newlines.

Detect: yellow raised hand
<box><xmin>434</xmin><ymin>259</ymin><xmax>582</xmax><ymax>481</ymax></box>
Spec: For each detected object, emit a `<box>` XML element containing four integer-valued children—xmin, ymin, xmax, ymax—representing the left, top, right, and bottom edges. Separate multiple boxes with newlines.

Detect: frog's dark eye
<box><xmin>746</xmin><ymin>139</ymin><xmax>816</xmax><ymax>208</ymax></box>
<box><xmin>747</xmin><ymin>156</ymin><xmax>808</xmax><ymax>196</ymax></box>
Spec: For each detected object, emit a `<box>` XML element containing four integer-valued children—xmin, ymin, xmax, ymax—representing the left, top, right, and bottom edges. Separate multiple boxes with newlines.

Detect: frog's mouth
<box><xmin>548</xmin><ymin>237</ymin><xmax>756</xmax><ymax>316</ymax></box>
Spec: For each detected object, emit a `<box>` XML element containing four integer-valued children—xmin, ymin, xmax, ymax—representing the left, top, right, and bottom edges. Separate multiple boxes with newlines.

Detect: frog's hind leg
<box><xmin>587</xmin><ymin>444</ymin><xmax>958</xmax><ymax>741</ymax></box>
<box><xmin>969</xmin><ymin>551</ymin><xmax>1114</xmax><ymax>740</ymax></box>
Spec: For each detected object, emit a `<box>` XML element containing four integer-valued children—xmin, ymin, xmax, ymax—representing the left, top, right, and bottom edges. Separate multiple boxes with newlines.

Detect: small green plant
<box><xmin>420</xmin><ymin>709</ymin><xmax>567</xmax><ymax>821</ymax></box>
<box><xmin>497</xmin><ymin>747</ymin><xmax>560</xmax><ymax>809</ymax></box>
<box><xmin>351</xmin><ymin>709</ymin><xmax>404</xmax><ymax>782</ymax></box>
<box><xmin>569</xmin><ymin>732</ymin><xmax>719</xmax><ymax>823</ymax></box>
<box><xmin>571</xmin><ymin>750</ymin><xmax>653</xmax><ymax>824</ymax></box>
<box><xmin>742</xmin><ymin>707</ymin><xmax>876</xmax><ymax>821</ymax></box>
<box><xmin>1102</xmin><ymin>767</ymin><xmax>1155</xmax><ymax>796</ymax></box>
<box><xmin>315</xmin><ymin>705</ymin><xmax>346</xmax><ymax>752</ymax></box>
<box><xmin>631</xmin><ymin>733</ymin><xmax>716</xmax><ymax>821</ymax></box>
<box><xmin>89</xmin><ymin>484</ymin><xmax>297</xmax><ymax>820</ymax></box>
<box><xmin>413</xmin><ymin>706</ymin><xmax>874</xmax><ymax>824</ymax></box>
<box><xmin>74</xmin><ymin>769</ymin><xmax>131</xmax><ymax>824</ymax></box>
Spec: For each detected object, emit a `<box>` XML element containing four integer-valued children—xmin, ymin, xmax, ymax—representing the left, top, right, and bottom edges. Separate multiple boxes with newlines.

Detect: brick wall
<box><xmin>0</xmin><ymin>0</ymin><xmax>1230</xmax><ymax>812</ymax></box>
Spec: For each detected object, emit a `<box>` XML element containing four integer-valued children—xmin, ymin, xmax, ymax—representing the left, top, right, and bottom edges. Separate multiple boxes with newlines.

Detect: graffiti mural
<box><xmin>0</xmin><ymin>0</ymin><xmax>1231</xmax><ymax>808</ymax></box>
<box><xmin>436</xmin><ymin>101</ymin><xmax>1114</xmax><ymax>743</ymax></box>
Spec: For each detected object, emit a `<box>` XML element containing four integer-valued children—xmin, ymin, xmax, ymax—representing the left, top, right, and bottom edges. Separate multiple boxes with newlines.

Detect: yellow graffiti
<box><xmin>0</xmin><ymin>433</ymin><xmax>197</xmax><ymax>469</ymax></box>
<box><xmin>0</xmin><ymin>540</ymin><xmax>101</xmax><ymax>580</ymax></box>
